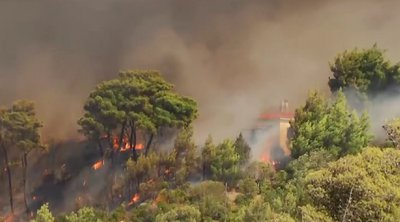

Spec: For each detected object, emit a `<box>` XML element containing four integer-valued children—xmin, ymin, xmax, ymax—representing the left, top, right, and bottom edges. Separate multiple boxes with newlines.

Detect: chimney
<box><xmin>284</xmin><ymin>99</ymin><xmax>289</xmax><ymax>112</ymax></box>
<box><xmin>280</xmin><ymin>99</ymin><xmax>289</xmax><ymax>112</ymax></box>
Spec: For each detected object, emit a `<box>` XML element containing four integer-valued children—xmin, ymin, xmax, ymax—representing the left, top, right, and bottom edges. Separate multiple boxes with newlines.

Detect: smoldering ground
<box><xmin>2</xmin><ymin>0</ymin><xmax>400</xmax><ymax>143</ymax></box>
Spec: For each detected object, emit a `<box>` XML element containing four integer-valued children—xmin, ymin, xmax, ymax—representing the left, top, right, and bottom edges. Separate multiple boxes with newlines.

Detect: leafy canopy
<box><xmin>78</xmin><ymin>70</ymin><xmax>198</xmax><ymax>157</ymax></box>
<box><xmin>0</xmin><ymin>100</ymin><xmax>43</xmax><ymax>153</ymax></box>
<box><xmin>290</xmin><ymin>90</ymin><xmax>371</xmax><ymax>158</ymax></box>
<box><xmin>329</xmin><ymin>44</ymin><xmax>400</xmax><ymax>96</ymax></box>
<box><xmin>305</xmin><ymin>147</ymin><xmax>400</xmax><ymax>222</ymax></box>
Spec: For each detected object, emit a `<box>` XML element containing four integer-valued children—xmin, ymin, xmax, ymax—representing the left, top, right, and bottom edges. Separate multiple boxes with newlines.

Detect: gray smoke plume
<box><xmin>1</xmin><ymin>0</ymin><xmax>400</xmax><ymax>142</ymax></box>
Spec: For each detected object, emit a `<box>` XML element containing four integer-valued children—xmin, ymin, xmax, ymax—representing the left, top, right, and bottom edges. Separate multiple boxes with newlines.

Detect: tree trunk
<box><xmin>106</xmin><ymin>131</ymin><xmax>115</xmax><ymax>165</ymax></box>
<box><xmin>1</xmin><ymin>145</ymin><xmax>14</xmax><ymax>214</ymax></box>
<box><xmin>145</xmin><ymin>133</ymin><xmax>154</xmax><ymax>156</ymax></box>
<box><xmin>22</xmin><ymin>152</ymin><xmax>30</xmax><ymax>215</ymax></box>
<box><xmin>129</xmin><ymin>122</ymin><xmax>138</xmax><ymax>161</ymax></box>
<box><xmin>118</xmin><ymin>120</ymin><xmax>127</xmax><ymax>151</ymax></box>
<box><xmin>97</xmin><ymin>138</ymin><xmax>104</xmax><ymax>157</ymax></box>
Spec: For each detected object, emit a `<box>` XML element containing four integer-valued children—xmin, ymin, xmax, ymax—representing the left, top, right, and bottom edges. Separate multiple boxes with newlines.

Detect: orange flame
<box><xmin>113</xmin><ymin>136</ymin><xmax>119</xmax><ymax>150</ymax></box>
<box><xmin>136</xmin><ymin>143</ymin><xmax>144</xmax><ymax>150</ymax></box>
<box><xmin>112</xmin><ymin>135</ymin><xmax>144</xmax><ymax>152</ymax></box>
<box><xmin>261</xmin><ymin>153</ymin><xmax>270</xmax><ymax>163</ymax></box>
<box><xmin>92</xmin><ymin>160</ymin><xmax>104</xmax><ymax>170</ymax></box>
<box><xmin>260</xmin><ymin>152</ymin><xmax>280</xmax><ymax>168</ymax></box>
<box><xmin>128</xmin><ymin>193</ymin><xmax>140</xmax><ymax>205</ymax></box>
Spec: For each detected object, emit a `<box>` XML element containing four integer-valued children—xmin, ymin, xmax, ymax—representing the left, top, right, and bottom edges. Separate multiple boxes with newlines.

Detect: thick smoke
<box><xmin>1</xmin><ymin>0</ymin><xmax>400</xmax><ymax>142</ymax></box>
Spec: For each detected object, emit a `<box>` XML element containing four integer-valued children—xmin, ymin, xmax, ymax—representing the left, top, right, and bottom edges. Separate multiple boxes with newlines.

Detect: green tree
<box><xmin>383</xmin><ymin>118</ymin><xmax>400</xmax><ymax>148</ymax></box>
<box><xmin>201</xmin><ymin>135</ymin><xmax>215</xmax><ymax>180</ymax></box>
<box><xmin>189</xmin><ymin>181</ymin><xmax>230</xmax><ymax>221</ymax></box>
<box><xmin>65</xmin><ymin>207</ymin><xmax>103</xmax><ymax>222</ymax></box>
<box><xmin>325</xmin><ymin>91</ymin><xmax>371</xmax><ymax>156</ymax></box>
<box><xmin>78</xmin><ymin>70</ymin><xmax>198</xmax><ymax>161</ymax></box>
<box><xmin>329</xmin><ymin>44</ymin><xmax>400</xmax><ymax>96</ymax></box>
<box><xmin>237</xmin><ymin>177</ymin><xmax>259</xmax><ymax>200</ymax></box>
<box><xmin>234</xmin><ymin>133</ymin><xmax>251</xmax><ymax>165</ymax></box>
<box><xmin>289</xmin><ymin>91</ymin><xmax>329</xmax><ymax>158</ymax></box>
<box><xmin>33</xmin><ymin>204</ymin><xmax>55</xmax><ymax>222</ymax></box>
<box><xmin>210</xmin><ymin>139</ymin><xmax>241</xmax><ymax>187</ymax></box>
<box><xmin>155</xmin><ymin>205</ymin><xmax>201</xmax><ymax>222</ymax></box>
<box><xmin>305</xmin><ymin>147</ymin><xmax>400</xmax><ymax>221</ymax></box>
<box><xmin>173</xmin><ymin>126</ymin><xmax>199</xmax><ymax>185</ymax></box>
<box><xmin>299</xmin><ymin>205</ymin><xmax>333</xmax><ymax>222</ymax></box>
<box><xmin>0</xmin><ymin>100</ymin><xmax>44</xmax><ymax>215</ymax></box>
<box><xmin>126</xmin><ymin>153</ymin><xmax>159</xmax><ymax>193</ymax></box>
<box><xmin>290</xmin><ymin>90</ymin><xmax>371</xmax><ymax>158</ymax></box>
<box><xmin>14</xmin><ymin>101</ymin><xmax>44</xmax><ymax>214</ymax></box>
<box><xmin>245</xmin><ymin>161</ymin><xmax>275</xmax><ymax>193</ymax></box>
<box><xmin>243</xmin><ymin>196</ymin><xmax>271</xmax><ymax>221</ymax></box>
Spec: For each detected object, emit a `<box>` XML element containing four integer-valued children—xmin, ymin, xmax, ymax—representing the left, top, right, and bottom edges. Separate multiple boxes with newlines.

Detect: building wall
<box><xmin>279</xmin><ymin>118</ymin><xmax>291</xmax><ymax>156</ymax></box>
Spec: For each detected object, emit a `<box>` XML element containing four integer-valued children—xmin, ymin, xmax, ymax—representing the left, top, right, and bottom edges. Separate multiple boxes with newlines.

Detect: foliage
<box><xmin>78</xmin><ymin>70</ymin><xmax>198</xmax><ymax>160</ymax></box>
<box><xmin>1</xmin><ymin>100</ymin><xmax>44</xmax><ymax>153</ymax></box>
<box><xmin>33</xmin><ymin>204</ymin><xmax>55</xmax><ymax>222</ymax></box>
<box><xmin>188</xmin><ymin>181</ymin><xmax>230</xmax><ymax>221</ymax></box>
<box><xmin>201</xmin><ymin>135</ymin><xmax>215</xmax><ymax>180</ymax></box>
<box><xmin>233</xmin><ymin>133</ymin><xmax>251</xmax><ymax>165</ymax></box>
<box><xmin>209</xmin><ymin>139</ymin><xmax>241</xmax><ymax>187</ymax></box>
<box><xmin>233</xmin><ymin>196</ymin><xmax>295</xmax><ymax>222</ymax></box>
<box><xmin>0</xmin><ymin>100</ymin><xmax>44</xmax><ymax>213</ymax></box>
<box><xmin>155</xmin><ymin>205</ymin><xmax>201</xmax><ymax>222</ymax></box>
<box><xmin>383</xmin><ymin>118</ymin><xmax>400</xmax><ymax>148</ymax></box>
<box><xmin>64</xmin><ymin>207</ymin><xmax>103</xmax><ymax>222</ymax></box>
<box><xmin>173</xmin><ymin>126</ymin><xmax>199</xmax><ymax>185</ymax></box>
<box><xmin>299</xmin><ymin>205</ymin><xmax>333</xmax><ymax>222</ymax></box>
<box><xmin>305</xmin><ymin>147</ymin><xmax>400</xmax><ymax>221</ymax></box>
<box><xmin>9</xmin><ymin>45</ymin><xmax>400</xmax><ymax>222</ymax></box>
<box><xmin>237</xmin><ymin>177</ymin><xmax>259</xmax><ymax>200</ymax></box>
<box><xmin>329</xmin><ymin>44</ymin><xmax>400</xmax><ymax>96</ymax></box>
<box><xmin>290</xmin><ymin>90</ymin><xmax>371</xmax><ymax>158</ymax></box>
<box><xmin>245</xmin><ymin>161</ymin><xmax>275</xmax><ymax>193</ymax></box>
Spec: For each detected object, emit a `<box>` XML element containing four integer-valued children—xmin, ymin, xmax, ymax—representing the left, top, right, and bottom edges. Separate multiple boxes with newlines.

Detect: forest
<box><xmin>2</xmin><ymin>45</ymin><xmax>400</xmax><ymax>222</ymax></box>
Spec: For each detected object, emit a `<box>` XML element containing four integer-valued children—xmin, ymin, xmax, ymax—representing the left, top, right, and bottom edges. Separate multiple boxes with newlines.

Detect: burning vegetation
<box><xmin>5</xmin><ymin>43</ymin><xmax>400</xmax><ymax>222</ymax></box>
<box><xmin>91</xmin><ymin>160</ymin><xmax>104</xmax><ymax>170</ymax></box>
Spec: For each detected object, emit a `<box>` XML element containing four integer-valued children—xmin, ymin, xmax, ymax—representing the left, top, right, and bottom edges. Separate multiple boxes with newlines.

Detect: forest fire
<box><xmin>261</xmin><ymin>153</ymin><xmax>278</xmax><ymax>167</ymax></box>
<box><xmin>92</xmin><ymin>160</ymin><xmax>104</xmax><ymax>170</ymax></box>
<box><xmin>112</xmin><ymin>136</ymin><xmax>144</xmax><ymax>152</ymax></box>
<box><xmin>261</xmin><ymin>153</ymin><xmax>270</xmax><ymax>163</ymax></box>
<box><xmin>120</xmin><ymin>142</ymin><xmax>144</xmax><ymax>152</ymax></box>
<box><xmin>128</xmin><ymin>193</ymin><xmax>140</xmax><ymax>205</ymax></box>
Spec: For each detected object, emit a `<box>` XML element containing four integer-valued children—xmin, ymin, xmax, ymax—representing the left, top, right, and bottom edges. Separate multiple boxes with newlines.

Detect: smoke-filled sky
<box><xmin>1</xmin><ymin>0</ymin><xmax>400</xmax><ymax>141</ymax></box>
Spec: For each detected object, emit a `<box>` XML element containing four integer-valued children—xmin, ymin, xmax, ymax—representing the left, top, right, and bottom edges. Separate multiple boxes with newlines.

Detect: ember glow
<box><xmin>128</xmin><ymin>193</ymin><xmax>140</xmax><ymax>205</ymax></box>
<box><xmin>92</xmin><ymin>160</ymin><xmax>104</xmax><ymax>170</ymax></box>
<box><xmin>120</xmin><ymin>143</ymin><xmax>144</xmax><ymax>152</ymax></box>
<box><xmin>112</xmin><ymin>135</ymin><xmax>144</xmax><ymax>152</ymax></box>
<box><xmin>261</xmin><ymin>153</ymin><xmax>270</xmax><ymax>163</ymax></box>
<box><xmin>261</xmin><ymin>153</ymin><xmax>279</xmax><ymax>166</ymax></box>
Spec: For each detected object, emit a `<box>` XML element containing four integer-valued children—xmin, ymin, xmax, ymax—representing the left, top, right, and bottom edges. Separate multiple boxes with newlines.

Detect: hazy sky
<box><xmin>1</xmin><ymin>0</ymin><xmax>400</xmax><ymax>141</ymax></box>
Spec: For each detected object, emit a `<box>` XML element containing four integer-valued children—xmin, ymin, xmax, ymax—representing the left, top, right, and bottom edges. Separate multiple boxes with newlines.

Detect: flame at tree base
<box><xmin>92</xmin><ymin>160</ymin><xmax>104</xmax><ymax>170</ymax></box>
<box><xmin>128</xmin><ymin>193</ymin><xmax>140</xmax><ymax>205</ymax></box>
<box><xmin>260</xmin><ymin>152</ymin><xmax>279</xmax><ymax>167</ymax></box>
